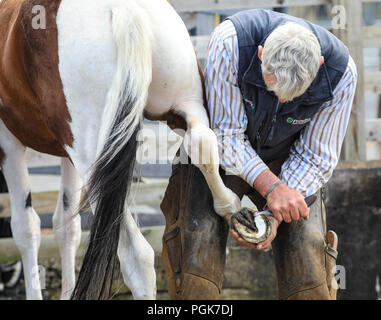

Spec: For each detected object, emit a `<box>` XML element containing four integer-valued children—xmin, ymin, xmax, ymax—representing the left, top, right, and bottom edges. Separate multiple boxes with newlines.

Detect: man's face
<box><xmin>258</xmin><ymin>45</ymin><xmax>325</xmax><ymax>103</ymax></box>
<box><xmin>258</xmin><ymin>45</ymin><xmax>287</xmax><ymax>103</ymax></box>
<box><xmin>262</xmin><ymin>73</ymin><xmax>287</xmax><ymax>103</ymax></box>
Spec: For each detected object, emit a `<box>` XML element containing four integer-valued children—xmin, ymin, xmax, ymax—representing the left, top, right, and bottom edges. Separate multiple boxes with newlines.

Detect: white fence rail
<box><xmin>171</xmin><ymin>0</ymin><xmax>327</xmax><ymax>12</ymax></box>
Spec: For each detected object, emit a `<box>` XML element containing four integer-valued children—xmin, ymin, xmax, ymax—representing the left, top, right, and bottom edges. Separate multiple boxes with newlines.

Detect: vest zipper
<box><xmin>256</xmin><ymin>132</ymin><xmax>261</xmax><ymax>154</ymax></box>
<box><xmin>267</xmin><ymin>101</ymin><xmax>281</xmax><ymax>143</ymax></box>
<box><xmin>255</xmin><ymin>101</ymin><xmax>276</xmax><ymax>153</ymax></box>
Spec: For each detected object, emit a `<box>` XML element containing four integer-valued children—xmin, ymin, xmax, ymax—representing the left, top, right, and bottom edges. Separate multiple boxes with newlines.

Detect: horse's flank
<box><xmin>0</xmin><ymin>0</ymin><xmax>72</xmax><ymax>157</ymax></box>
<box><xmin>0</xmin><ymin>0</ymin><xmax>206</xmax><ymax>157</ymax></box>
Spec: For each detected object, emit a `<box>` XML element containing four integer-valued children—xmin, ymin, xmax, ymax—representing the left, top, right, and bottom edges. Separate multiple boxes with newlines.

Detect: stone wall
<box><xmin>324</xmin><ymin>161</ymin><xmax>381</xmax><ymax>300</ymax></box>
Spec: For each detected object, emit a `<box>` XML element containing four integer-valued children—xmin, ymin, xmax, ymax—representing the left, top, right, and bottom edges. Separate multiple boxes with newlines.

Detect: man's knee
<box><xmin>272</xmin><ymin>193</ymin><xmax>338</xmax><ymax>300</ymax></box>
<box><xmin>273</xmin><ymin>220</ymin><xmax>327</xmax><ymax>297</ymax></box>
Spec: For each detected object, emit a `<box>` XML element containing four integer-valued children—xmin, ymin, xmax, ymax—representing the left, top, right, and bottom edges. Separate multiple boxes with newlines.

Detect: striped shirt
<box><xmin>205</xmin><ymin>20</ymin><xmax>358</xmax><ymax>196</ymax></box>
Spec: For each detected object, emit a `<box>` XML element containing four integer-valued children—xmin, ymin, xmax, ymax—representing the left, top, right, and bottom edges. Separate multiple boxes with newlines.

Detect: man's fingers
<box><xmin>231</xmin><ymin>229</ymin><xmax>271</xmax><ymax>250</ymax></box>
<box><xmin>257</xmin><ymin>237</ymin><xmax>272</xmax><ymax>249</ymax></box>
<box><xmin>257</xmin><ymin>243</ymin><xmax>270</xmax><ymax>250</ymax></box>
<box><xmin>290</xmin><ymin>204</ymin><xmax>300</xmax><ymax>221</ymax></box>
<box><xmin>299</xmin><ymin>203</ymin><xmax>310</xmax><ymax>220</ymax></box>
<box><xmin>230</xmin><ymin>230</ymin><xmax>258</xmax><ymax>249</ymax></box>
<box><xmin>272</xmin><ymin>209</ymin><xmax>283</xmax><ymax>224</ymax></box>
<box><xmin>281</xmin><ymin>209</ymin><xmax>292</xmax><ymax>223</ymax></box>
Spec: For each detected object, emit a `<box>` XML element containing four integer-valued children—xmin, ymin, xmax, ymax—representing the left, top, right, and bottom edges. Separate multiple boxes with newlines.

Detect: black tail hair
<box><xmin>71</xmin><ymin>101</ymin><xmax>141</xmax><ymax>300</ymax></box>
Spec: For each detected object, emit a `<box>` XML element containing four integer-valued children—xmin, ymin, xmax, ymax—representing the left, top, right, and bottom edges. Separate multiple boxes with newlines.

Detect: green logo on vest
<box><xmin>287</xmin><ymin>117</ymin><xmax>312</xmax><ymax>125</ymax></box>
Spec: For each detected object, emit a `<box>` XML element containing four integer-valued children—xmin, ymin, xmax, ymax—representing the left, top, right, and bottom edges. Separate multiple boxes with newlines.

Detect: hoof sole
<box><xmin>231</xmin><ymin>208</ymin><xmax>271</xmax><ymax>244</ymax></box>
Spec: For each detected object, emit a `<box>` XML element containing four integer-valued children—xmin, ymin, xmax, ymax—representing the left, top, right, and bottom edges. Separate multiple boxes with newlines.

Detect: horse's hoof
<box><xmin>231</xmin><ymin>207</ymin><xmax>272</xmax><ymax>244</ymax></box>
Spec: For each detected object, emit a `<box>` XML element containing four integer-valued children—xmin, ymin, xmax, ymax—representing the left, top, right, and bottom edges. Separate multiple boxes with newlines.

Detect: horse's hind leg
<box><xmin>174</xmin><ymin>103</ymin><xmax>241</xmax><ymax>221</ymax></box>
<box><xmin>117</xmin><ymin>209</ymin><xmax>156</xmax><ymax>300</ymax></box>
<box><xmin>52</xmin><ymin>157</ymin><xmax>82</xmax><ymax>300</ymax></box>
<box><xmin>0</xmin><ymin>121</ymin><xmax>42</xmax><ymax>300</ymax></box>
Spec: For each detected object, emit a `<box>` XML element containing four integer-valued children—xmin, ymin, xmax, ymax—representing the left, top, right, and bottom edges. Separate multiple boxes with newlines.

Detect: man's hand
<box><xmin>231</xmin><ymin>215</ymin><xmax>279</xmax><ymax>250</ymax></box>
<box><xmin>266</xmin><ymin>183</ymin><xmax>309</xmax><ymax>223</ymax></box>
<box><xmin>253</xmin><ymin>169</ymin><xmax>309</xmax><ymax>224</ymax></box>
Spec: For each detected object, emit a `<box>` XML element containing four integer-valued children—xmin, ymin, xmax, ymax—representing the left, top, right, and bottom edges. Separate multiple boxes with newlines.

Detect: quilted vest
<box><xmin>228</xmin><ymin>9</ymin><xmax>349</xmax><ymax>162</ymax></box>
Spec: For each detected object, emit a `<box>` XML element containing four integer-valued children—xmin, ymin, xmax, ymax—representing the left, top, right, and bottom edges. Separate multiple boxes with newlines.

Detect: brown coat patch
<box><xmin>0</xmin><ymin>0</ymin><xmax>72</xmax><ymax>157</ymax></box>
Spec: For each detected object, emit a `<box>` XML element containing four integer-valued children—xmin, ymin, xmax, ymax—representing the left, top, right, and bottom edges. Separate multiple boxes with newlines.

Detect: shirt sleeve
<box><xmin>205</xmin><ymin>21</ymin><xmax>268</xmax><ymax>187</ymax></box>
<box><xmin>279</xmin><ymin>57</ymin><xmax>358</xmax><ymax>196</ymax></box>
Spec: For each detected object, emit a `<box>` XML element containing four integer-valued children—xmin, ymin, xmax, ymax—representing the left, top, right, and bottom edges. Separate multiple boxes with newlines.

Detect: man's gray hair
<box><xmin>261</xmin><ymin>22</ymin><xmax>322</xmax><ymax>102</ymax></box>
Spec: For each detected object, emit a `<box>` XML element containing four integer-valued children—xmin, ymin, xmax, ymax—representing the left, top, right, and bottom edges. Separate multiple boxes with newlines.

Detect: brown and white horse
<box><xmin>0</xmin><ymin>0</ymin><xmax>242</xmax><ymax>300</ymax></box>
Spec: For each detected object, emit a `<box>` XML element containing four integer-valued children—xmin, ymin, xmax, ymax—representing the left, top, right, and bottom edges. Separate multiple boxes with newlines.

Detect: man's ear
<box><xmin>320</xmin><ymin>56</ymin><xmax>324</xmax><ymax>66</ymax></box>
<box><xmin>258</xmin><ymin>45</ymin><xmax>263</xmax><ymax>61</ymax></box>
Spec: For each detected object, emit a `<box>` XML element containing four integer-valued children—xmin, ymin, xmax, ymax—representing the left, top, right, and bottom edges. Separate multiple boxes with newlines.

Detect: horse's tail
<box><xmin>71</xmin><ymin>2</ymin><xmax>152</xmax><ymax>300</ymax></box>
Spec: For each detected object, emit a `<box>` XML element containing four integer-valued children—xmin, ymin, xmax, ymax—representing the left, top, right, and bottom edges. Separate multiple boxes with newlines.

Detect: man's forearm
<box><xmin>253</xmin><ymin>169</ymin><xmax>281</xmax><ymax>198</ymax></box>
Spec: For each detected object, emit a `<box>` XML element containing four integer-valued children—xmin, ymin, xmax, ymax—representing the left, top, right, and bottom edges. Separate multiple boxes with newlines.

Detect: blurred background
<box><xmin>0</xmin><ymin>0</ymin><xmax>380</xmax><ymax>300</ymax></box>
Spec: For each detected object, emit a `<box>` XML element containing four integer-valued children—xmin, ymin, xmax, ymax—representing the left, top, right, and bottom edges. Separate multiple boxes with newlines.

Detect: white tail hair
<box><xmin>96</xmin><ymin>1</ymin><xmax>152</xmax><ymax>162</ymax></box>
<box><xmin>72</xmin><ymin>1</ymin><xmax>153</xmax><ymax>300</ymax></box>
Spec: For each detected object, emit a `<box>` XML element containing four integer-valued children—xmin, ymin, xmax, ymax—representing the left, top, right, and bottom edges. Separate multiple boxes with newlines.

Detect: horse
<box><xmin>0</xmin><ymin>0</ymin><xmax>243</xmax><ymax>299</ymax></box>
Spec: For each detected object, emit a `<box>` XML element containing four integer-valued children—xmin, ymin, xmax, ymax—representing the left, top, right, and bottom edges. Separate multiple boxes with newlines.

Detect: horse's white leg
<box><xmin>117</xmin><ymin>209</ymin><xmax>156</xmax><ymax>300</ymax></box>
<box><xmin>52</xmin><ymin>158</ymin><xmax>82</xmax><ymax>300</ymax></box>
<box><xmin>64</xmin><ymin>147</ymin><xmax>157</xmax><ymax>300</ymax></box>
<box><xmin>0</xmin><ymin>121</ymin><xmax>42</xmax><ymax>300</ymax></box>
<box><xmin>175</xmin><ymin>103</ymin><xmax>241</xmax><ymax>222</ymax></box>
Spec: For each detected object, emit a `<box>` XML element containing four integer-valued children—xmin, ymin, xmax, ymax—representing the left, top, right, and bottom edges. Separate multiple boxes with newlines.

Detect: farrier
<box><xmin>161</xmin><ymin>9</ymin><xmax>357</xmax><ymax>300</ymax></box>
